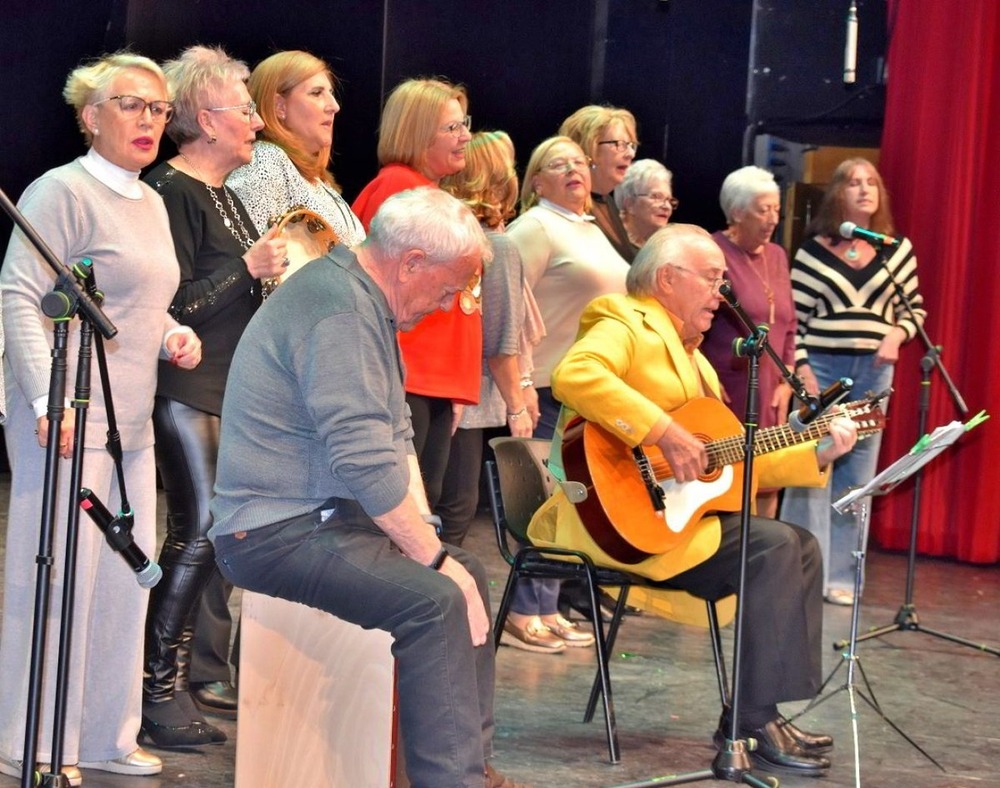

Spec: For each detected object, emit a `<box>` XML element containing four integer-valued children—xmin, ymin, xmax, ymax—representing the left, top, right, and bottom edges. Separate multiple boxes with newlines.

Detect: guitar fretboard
<box><xmin>705</xmin><ymin>406</ymin><xmax>879</xmax><ymax>471</ymax></box>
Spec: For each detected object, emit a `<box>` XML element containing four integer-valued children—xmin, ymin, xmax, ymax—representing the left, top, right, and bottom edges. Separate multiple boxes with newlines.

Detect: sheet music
<box><xmin>833</xmin><ymin>416</ymin><xmax>984</xmax><ymax>512</ymax></box>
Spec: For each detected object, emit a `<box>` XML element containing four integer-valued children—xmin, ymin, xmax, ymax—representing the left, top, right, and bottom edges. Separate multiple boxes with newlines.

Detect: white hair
<box><xmin>627</xmin><ymin>224</ymin><xmax>714</xmax><ymax>297</ymax></box>
<box><xmin>718</xmin><ymin>165</ymin><xmax>779</xmax><ymax>224</ymax></box>
<box><xmin>366</xmin><ymin>187</ymin><xmax>492</xmax><ymax>267</ymax></box>
<box><xmin>614</xmin><ymin>159</ymin><xmax>673</xmax><ymax>207</ymax></box>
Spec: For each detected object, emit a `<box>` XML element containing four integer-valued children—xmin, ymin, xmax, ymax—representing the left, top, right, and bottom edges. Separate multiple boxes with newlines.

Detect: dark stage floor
<box><xmin>1</xmin><ymin>478</ymin><xmax>997</xmax><ymax>788</ymax></box>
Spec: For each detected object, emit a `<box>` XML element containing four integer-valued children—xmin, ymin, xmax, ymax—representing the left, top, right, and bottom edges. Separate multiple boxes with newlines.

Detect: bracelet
<box><xmin>428</xmin><ymin>546</ymin><xmax>449</xmax><ymax>570</ymax></box>
<box><xmin>507</xmin><ymin>406</ymin><xmax>528</xmax><ymax>421</ymax></box>
<box><xmin>519</xmin><ymin>378</ymin><xmax>534</xmax><ymax>389</ymax></box>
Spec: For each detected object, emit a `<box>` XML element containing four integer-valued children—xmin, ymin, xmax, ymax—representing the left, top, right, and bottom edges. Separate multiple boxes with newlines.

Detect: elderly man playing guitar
<box><xmin>528</xmin><ymin>224</ymin><xmax>869</xmax><ymax>777</ymax></box>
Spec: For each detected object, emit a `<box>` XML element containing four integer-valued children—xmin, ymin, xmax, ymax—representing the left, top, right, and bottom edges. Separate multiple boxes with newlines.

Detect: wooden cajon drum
<box><xmin>236</xmin><ymin>591</ymin><xmax>408</xmax><ymax>787</ymax></box>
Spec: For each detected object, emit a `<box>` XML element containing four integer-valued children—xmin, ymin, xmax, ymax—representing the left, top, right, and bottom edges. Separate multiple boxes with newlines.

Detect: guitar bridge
<box><xmin>632</xmin><ymin>446</ymin><xmax>667</xmax><ymax>511</ymax></box>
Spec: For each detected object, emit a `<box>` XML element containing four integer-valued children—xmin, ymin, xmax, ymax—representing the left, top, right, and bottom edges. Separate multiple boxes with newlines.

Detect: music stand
<box><xmin>833</xmin><ymin>408</ymin><xmax>998</xmax><ymax>659</ymax></box>
<box><xmin>791</xmin><ymin>412</ymin><xmax>990</xmax><ymax>787</ymax></box>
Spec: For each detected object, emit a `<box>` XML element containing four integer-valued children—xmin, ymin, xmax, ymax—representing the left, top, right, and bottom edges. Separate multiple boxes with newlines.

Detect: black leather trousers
<box><xmin>144</xmin><ymin>398</ymin><xmax>221</xmax><ymax>702</ymax></box>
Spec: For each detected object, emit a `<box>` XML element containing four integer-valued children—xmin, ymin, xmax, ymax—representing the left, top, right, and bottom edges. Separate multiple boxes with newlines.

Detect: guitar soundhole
<box><xmin>695</xmin><ymin>433</ymin><xmax>723</xmax><ymax>482</ymax></box>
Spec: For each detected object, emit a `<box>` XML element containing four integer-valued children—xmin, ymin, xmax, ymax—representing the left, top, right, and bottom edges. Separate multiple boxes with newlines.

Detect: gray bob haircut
<box><xmin>627</xmin><ymin>224</ymin><xmax>714</xmax><ymax>297</ymax></box>
<box><xmin>614</xmin><ymin>159</ymin><xmax>673</xmax><ymax>207</ymax></box>
<box><xmin>366</xmin><ymin>187</ymin><xmax>492</xmax><ymax>268</ymax></box>
<box><xmin>718</xmin><ymin>165</ymin><xmax>779</xmax><ymax>224</ymax></box>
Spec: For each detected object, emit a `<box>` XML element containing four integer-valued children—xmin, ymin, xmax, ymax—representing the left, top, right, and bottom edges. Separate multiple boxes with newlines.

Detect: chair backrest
<box><xmin>488</xmin><ymin>437</ymin><xmax>554</xmax><ymax>541</ymax></box>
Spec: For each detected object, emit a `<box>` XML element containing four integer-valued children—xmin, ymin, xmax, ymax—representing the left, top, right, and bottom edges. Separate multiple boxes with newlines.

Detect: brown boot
<box><xmin>485</xmin><ymin>762</ymin><xmax>530</xmax><ymax>788</ymax></box>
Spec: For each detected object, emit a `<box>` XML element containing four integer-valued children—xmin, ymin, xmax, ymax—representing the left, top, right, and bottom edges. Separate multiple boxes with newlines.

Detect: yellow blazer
<box><xmin>527</xmin><ymin>294</ymin><xmax>830</xmax><ymax>623</ymax></box>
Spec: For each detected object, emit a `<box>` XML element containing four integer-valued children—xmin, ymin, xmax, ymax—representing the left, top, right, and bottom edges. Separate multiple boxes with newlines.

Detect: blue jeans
<box><xmin>780</xmin><ymin>352</ymin><xmax>894</xmax><ymax>594</ymax></box>
<box><xmin>214</xmin><ymin>500</ymin><xmax>494</xmax><ymax>788</ymax></box>
<box><xmin>510</xmin><ymin>388</ymin><xmax>561</xmax><ymax>616</ymax></box>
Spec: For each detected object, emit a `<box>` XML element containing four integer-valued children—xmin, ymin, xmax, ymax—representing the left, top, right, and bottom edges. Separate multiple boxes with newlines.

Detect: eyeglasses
<box><xmin>94</xmin><ymin>95</ymin><xmax>173</xmax><ymax>123</ymax></box>
<box><xmin>208</xmin><ymin>100</ymin><xmax>258</xmax><ymax>120</ymax></box>
<box><xmin>597</xmin><ymin>139</ymin><xmax>638</xmax><ymax>154</ymax></box>
<box><xmin>638</xmin><ymin>192</ymin><xmax>680</xmax><ymax>210</ymax></box>
<box><xmin>669</xmin><ymin>265</ymin><xmax>729</xmax><ymax>293</ymax></box>
<box><xmin>440</xmin><ymin>115</ymin><xmax>472</xmax><ymax>137</ymax></box>
<box><xmin>543</xmin><ymin>157</ymin><xmax>589</xmax><ymax>174</ymax></box>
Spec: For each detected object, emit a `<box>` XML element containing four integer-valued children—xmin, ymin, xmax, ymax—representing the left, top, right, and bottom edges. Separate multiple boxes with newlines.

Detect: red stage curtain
<box><xmin>872</xmin><ymin>0</ymin><xmax>1000</xmax><ymax>563</ymax></box>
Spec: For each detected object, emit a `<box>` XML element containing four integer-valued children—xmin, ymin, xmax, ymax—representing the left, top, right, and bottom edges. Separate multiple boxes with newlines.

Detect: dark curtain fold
<box><xmin>871</xmin><ymin>0</ymin><xmax>1000</xmax><ymax>563</ymax></box>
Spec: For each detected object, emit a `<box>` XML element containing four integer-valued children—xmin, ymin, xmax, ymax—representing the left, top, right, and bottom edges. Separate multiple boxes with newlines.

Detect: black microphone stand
<box><xmin>0</xmin><ymin>187</ymin><xmax>117</xmax><ymax>788</ymax></box>
<box><xmin>833</xmin><ymin>243</ymin><xmax>997</xmax><ymax>657</ymax></box>
<box><xmin>609</xmin><ymin>284</ymin><xmax>813</xmax><ymax>788</ymax></box>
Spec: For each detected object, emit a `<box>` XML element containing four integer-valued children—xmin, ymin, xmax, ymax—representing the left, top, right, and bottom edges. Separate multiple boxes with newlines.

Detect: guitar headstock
<box><xmin>842</xmin><ymin>389</ymin><xmax>891</xmax><ymax>438</ymax></box>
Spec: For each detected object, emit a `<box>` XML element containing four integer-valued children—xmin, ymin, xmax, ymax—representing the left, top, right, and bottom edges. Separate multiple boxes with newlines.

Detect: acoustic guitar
<box><xmin>561</xmin><ymin>396</ymin><xmax>886</xmax><ymax>563</ymax></box>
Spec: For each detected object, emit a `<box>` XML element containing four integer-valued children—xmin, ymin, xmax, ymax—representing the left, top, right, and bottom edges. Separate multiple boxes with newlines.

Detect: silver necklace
<box><xmin>179</xmin><ymin>153</ymin><xmax>253</xmax><ymax>250</ymax></box>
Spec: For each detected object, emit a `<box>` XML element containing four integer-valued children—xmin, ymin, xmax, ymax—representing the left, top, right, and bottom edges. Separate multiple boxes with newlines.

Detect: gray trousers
<box><xmin>214</xmin><ymin>499</ymin><xmax>495</xmax><ymax>788</ymax></box>
<box><xmin>0</xmin><ymin>400</ymin><xmax>153</xmax><ymax>763</ymax></box>
<box><xmin>665</xmin><ymin>514</ymin><xmax>824</xmax><ymax>711</ymax></box>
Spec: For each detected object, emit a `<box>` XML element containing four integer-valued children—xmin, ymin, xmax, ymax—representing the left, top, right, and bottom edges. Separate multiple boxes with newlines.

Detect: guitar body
<box><xmin>562</xmin><ymin>398</ymin><xmax>757</xmax><ymax>564</ymax></box>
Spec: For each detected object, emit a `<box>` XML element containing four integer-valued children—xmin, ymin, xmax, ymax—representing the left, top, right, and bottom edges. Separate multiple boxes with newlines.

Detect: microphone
<box><xmin>79</xmin><ymin>489</ymin><xmax>162</xmax><ymax>588</ymax></box>
<box><xmin>839</xmin><ymin>221</ymin><xmax>902</xmax><ymax>248</ymax></box>
<box><xmin>844</xmin><ymin>1</ymin><xmax>859</xmax><ymax>85</ymax></box>
<box><xmin>789</xmin><ymin>377</ymin><xmax>853</xmax><ymax>432</ymax></box>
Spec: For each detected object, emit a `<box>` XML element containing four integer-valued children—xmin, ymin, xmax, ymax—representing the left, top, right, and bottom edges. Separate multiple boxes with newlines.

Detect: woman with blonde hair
<box><xmin>439</xmin><ymin>130</ymin><xmax>543</xmax><ymax>546</ymax></box>
<box><xmin>501</xmin><ymin>135</ymin><xmax>628</xmax><ymax>653</ymax></box>
<box><xmin>227</xmin><ymin>50</ymin><xmax>364</xmax><ymax>246</ymax></box>
<box><xmin>559</xmin><ymin>104</ymin><xmax>639</xmax><ymax>261</ymax></box>
<box><xmin>0</xmin><ymin>51</ymin><xmax>202</xmax><ymax>782</ymax></box>
<box><xmin>352</xmin><ymin>77</ymin><xmax>480</xmax><ymax>517</ymax></box>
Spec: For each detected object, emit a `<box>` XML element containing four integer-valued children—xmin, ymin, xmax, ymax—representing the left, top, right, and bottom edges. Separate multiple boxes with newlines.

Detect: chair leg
<box><xmin>706</xmin><ymin>600</ymin><xmax>730</xmax><ymax>709</ymax></box>
<box><xmin>581</xmin><ymin>568</ymin><xmax>621</xmax><ymax>764</ymax></box>
<box><xmin>584</xmin><ymin>584</ymin><xmax>630</xmax><ymax>724</ymax></box>
<box><xmin>493</xmin><ymin>565</ymin><xmax>520</xmax><ymax>651</ymax></box>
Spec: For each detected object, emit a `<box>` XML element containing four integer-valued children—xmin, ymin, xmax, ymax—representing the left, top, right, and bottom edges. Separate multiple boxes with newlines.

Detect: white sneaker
<box><xmin>0</xmin><ymin>753</ymin><xmax>83</xmax><ymax>786</ymax></box>
<box><xmin>79</xmin><ymin>747</ymin><xmax>162</xmax><ymax>776</ymax></box>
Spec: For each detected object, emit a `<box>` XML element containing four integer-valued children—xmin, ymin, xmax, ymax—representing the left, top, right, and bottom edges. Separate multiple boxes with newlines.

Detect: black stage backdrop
<box><xmin>0</xmin><ymin>0</ymin><xmax>887</xmax><ymax>238</ymax></box>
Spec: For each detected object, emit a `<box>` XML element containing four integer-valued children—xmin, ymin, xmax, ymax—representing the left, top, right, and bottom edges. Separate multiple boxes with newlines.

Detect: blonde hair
<box><xmin>249</xmin><ymin>50</ymin><xmax>338</xmax><ymax>187</ymax></box>
<box><xmin>377</xmin><ymin>78</ymin><xmax>468</xmax><ymax>174</ymax></box>
<box><xmin>63</xmin><ymin>51</ymin><xmax>166</xmax><ymax>144</ymax></box>
<box><xmin>440</xmin><ymin>131</ymin><xmax>518</xmax><ymax>228</ymax></box>
<box><xmin>518</xmin><ymin>136</ymin><xmax>591</xmax><ymax>214</ymax></box>
<box><xmin>162</xmin><ymin>45</ymin><xmax>250</xmax><ymax>147</ymax></box>
<box><xmin>808</xmin><ymin>157</ymin><xmax>895</xmax><ymax>238</ymax></box>
<box><xmin>558</xmin><ymin>104</ymin><xmax>637</xmax><ymax>159</ymax></box>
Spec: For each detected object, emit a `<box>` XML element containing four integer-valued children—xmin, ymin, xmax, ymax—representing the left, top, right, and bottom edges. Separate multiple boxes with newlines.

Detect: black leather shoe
<box><xmin>741</xmin><ymin>719</ymin><xmax>830</xmax><ymax>775</ymax></box>
<box><xmin>191</xmin><ymin>680</ymin><xmax>238</xmax><ymax>719</ymax></box>
<box><xmin>777</xmin><ymin>715</ymin><xmax>833</xmax><ymax>753</ymax></box>
<box><xmin>141</xmin><ymin>699</ymin><xmax>218</xmax><ymax>749</ymax></box>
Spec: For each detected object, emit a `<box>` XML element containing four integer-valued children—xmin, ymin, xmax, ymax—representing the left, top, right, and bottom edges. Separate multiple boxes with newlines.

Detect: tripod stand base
<box><xmin>833</xmin><ymin>604</ymin><xmax>1000</xmax><ymax>655</ymax></box>
<box><xmin>606</xmin><ymin>739</ymin><xmax>778</xmax><ymax>788</ymax></box>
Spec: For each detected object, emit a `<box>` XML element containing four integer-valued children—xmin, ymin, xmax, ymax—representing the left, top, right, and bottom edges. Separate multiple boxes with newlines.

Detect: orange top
<box><xmin>352</xmin><ymin>164</ymin><xmax>482</xmax><ymax>403</ymax></box>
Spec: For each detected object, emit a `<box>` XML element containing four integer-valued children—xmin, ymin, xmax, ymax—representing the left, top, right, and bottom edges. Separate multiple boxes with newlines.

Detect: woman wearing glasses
<box><xmin>140</xmin><ymin>45</ymin><xmax>288</xmax><ymax>748</ymax></box>
<box><xmin>615</xmin><ymin>159</ymin><xmax>679</xmax><ymax>253</ymax></box>
<box><xmin>559</xmin><ymin>105</ymin><xmax>639</xmax><ymax>262</ymax></box>
<box><xmin>701</xmin><ymin>165</ymin><xmax>796</xmax><ymax>518</ymax></box>
<box><xmin>352</xmin><ymin>78</ymin><xmax>481</xmax><ymax>518</ymax></box>
<box><xmin>0</xmin><ymin>52</ymin><xmax>202</xmax><ymax>782</ymax></box>
<box><xmin>501</xmin><ymin>136</ymin><xmax>628</xmax><ymax>652</ymax></box>
<box><xmin>227</xmin><ymin>50</ymin><xmax>365</xmax><ymax>247</ymax></box>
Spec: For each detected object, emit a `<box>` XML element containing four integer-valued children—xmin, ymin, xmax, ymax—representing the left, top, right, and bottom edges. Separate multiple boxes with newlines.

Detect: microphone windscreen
<box><xmin>839</xmin><ymin>221</ymin><xmax>858</xmax><ymax>240</ymax></box>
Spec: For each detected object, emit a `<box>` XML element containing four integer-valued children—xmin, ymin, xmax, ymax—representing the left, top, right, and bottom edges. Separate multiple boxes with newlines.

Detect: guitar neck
<box><xmin>706</xmin><ymin>412</ymin><xmax>841</xmax><ymax>470</ymax></box>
